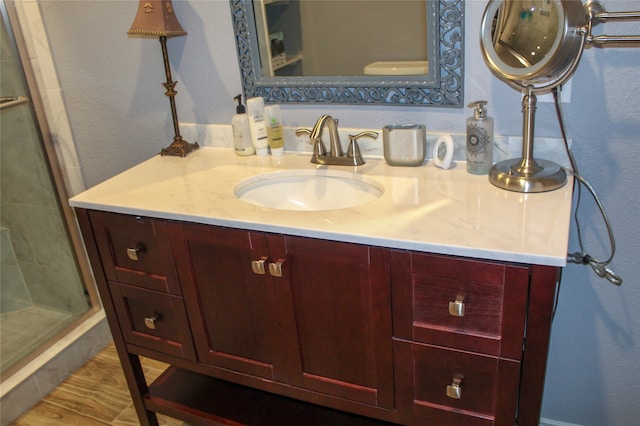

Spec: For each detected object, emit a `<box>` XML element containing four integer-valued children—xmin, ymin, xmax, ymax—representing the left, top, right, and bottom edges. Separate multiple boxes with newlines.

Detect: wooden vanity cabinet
<box><xmin>76</xmin><ymin>209</ymin><xmax>559</xmax><ymax>426</ymax></box>
<box><xmin>168</xmin><ymin>222</ymin><xmax>395</xmax><ymax>410</ymax></box>
<box><xmin>167</xmin><ymin>224</ymin><xmax>284</xmax><ymax>380</ymax></box>
<box><xmin>391</xmin><ymin>251</ymin><xmax>532</xmax><ymax>425</ymax></box>
<box><xmin>87</xmin><ymin>211</ymin><xmax>196</xmax><ymax>360</ymax></box>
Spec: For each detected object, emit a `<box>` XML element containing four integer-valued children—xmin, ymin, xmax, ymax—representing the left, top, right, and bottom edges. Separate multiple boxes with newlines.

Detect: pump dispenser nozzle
<box><xmin>468</xmin><ymin>100</ymin><xmax>488</xmax><ymax>119</ymax></box>
<box><xmin>234</xmin><ymin>94</ymin><xmax>246</xmax><ymax>114</ymax></box>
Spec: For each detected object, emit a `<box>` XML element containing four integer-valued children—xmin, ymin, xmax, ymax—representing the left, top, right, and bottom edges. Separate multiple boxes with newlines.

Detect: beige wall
<box><xmin>300</xmin><ymin>1</ymin><xmax>427</xmax><ymax>75</ymax></box>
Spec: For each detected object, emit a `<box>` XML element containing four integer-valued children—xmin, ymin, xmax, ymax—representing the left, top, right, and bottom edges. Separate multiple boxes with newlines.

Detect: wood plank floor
<box><xmin>12</xmin><ymin>343</ymin><xmax>185</xmax><ymax>425</ymax></box>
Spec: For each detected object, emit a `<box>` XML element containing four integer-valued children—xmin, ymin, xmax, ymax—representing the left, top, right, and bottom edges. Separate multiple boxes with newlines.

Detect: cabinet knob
<box><xmin>251</xmin><ymin>257</ymin><xmax>268</xmax><ymax>274</ymax></box>
<box><xmin>268</xmin><ymin>259</ymin><xmax>285</xmax><ymax>277</ymax></box>
<box><xmin>446</xmin><ymin>375</ymin><xmax>463</xmax><ymax>399</ymax></box>
<box><xmin>448</xmin><ymin>295</ymin><xmax>465</xmax><ymax>317</ymax></box>
<box><xmin>144</xmin><ymin>315</ymin><xmax>159</xmax><ymax>330</ymax></box>
<box><xmin>126</xmin><ymin>244</ymin><xmax>145</xmax><ymax>261</ymax></box>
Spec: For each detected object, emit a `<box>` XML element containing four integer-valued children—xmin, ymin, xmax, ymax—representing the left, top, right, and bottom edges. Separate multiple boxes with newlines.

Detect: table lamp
<box><xmin>128</xmin><ymin>0</ymin><xmax>198</xmax><ymax>157</ymax></box>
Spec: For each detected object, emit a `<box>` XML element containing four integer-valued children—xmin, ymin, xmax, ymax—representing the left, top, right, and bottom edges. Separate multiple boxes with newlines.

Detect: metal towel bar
<box><xmin>0</xmin><ymin>96</ymin><xmax>29</xmax><ymax>110</ymax></box>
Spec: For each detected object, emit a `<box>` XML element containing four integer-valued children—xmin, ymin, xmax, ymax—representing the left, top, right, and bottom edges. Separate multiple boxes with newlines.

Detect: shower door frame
<box><xmin>1</xmin><ymin>0</ymin><xmax>101</xmax><ymax>381</ymax></box>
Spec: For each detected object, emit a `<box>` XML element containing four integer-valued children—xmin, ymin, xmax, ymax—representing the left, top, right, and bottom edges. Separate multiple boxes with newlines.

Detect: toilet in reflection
<box><xmin>363</xmin><ymin>60</ymin><xmax>428</xmax><ymax>76</ymax></box>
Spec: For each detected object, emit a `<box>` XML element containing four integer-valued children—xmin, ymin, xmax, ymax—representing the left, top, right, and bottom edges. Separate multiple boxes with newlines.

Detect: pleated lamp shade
<box><xmin>127</xmin><ymin>0</ymin><xmax>186</xmax><ymax>38</ymax></box>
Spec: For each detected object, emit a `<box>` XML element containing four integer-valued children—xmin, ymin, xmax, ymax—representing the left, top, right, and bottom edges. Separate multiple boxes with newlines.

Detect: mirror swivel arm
<box><xmin>585</xmin><ymin>1</ymin><xmax>640</xmax><ymax>47</ymax></box>
<box><xmin>587</xmin><ymin>34</ymin><xmax>640</xmax><ymax>46</ymax></box>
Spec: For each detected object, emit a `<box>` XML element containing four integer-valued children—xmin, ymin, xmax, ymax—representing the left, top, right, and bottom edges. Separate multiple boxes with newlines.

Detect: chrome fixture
<box><xmin>127</xmin><ymin>0</ymin><xmax>199</xmax><ymax>157</ymax></box>
<box><xmin>480</xmin><ymin>0</ymin><xmax>640</xmax><ymax>193</ymax></box>
<box><xmin>296</xmin><ymin>115</ymin><xmax>378</xmax><ymax>166</ymax></box>
<box><xmin>480</xmin><ymin>0</ymin><xmax>637</xmax><ymax>284</ymax></box>
<box><xmin>0</xmin><ymin>96</ymin><xmax>28</xmax><ymax>110</ymax></box>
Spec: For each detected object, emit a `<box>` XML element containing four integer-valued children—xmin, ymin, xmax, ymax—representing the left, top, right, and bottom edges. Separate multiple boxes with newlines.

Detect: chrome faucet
<box><xmin>296</xmin><ymin>115</ymin><xmax>378</xmax><ymax>166</ymax></box>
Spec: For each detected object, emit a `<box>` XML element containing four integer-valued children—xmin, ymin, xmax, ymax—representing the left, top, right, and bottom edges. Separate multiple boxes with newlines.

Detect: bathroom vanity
<box><xmin>70</xmin><ymin>148</ymin><xmax>572</xmax><ymax>426</ymax></box>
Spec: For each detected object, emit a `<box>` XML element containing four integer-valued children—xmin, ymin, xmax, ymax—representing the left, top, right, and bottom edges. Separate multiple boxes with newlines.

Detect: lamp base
<box><xmin>489</xmin><ymin>158</ymin><xmax>567</xmax><ymax>193</ymax></box>
<box><xmin>160</xmin><ymin>137</ymin><xmax>199</xmax><ymax>157</ymax></box>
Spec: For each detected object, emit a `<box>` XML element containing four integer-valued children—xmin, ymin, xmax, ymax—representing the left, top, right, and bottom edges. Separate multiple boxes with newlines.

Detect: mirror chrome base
<box><xmin>489</xmin><ymin>158</ymin><xmax>567</xmax><ymax>193</ymax></box>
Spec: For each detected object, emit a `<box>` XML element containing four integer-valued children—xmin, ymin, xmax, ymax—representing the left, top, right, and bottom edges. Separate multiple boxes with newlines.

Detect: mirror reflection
<box><xmin>489</xmin><ymin>0</ymin><xmax>560</xmax><ymax>69</ymax></box>
<box><xmin>253</xmin><ymin>0</ymin><xmax>428</xmax><ymax>77</ymax></box>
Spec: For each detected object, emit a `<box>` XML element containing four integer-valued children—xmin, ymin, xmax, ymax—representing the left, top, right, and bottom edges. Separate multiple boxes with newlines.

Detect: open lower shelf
<box><xmin>146</xmin><ymin>367</ymin><xmax>397</xmax><ymax>426</ymax></box>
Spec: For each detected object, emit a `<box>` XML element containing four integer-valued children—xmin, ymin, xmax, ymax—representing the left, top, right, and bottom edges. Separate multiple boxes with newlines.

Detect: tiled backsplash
<box><xmin>181</xmin><ymin>123</ymin><xmax>572</xmax><ymax>168</ymax></box>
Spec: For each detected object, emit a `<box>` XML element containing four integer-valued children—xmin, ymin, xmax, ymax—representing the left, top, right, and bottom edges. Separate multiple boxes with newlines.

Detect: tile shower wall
<box><xmin>0</xmin><ymin>102</ymin><xmax>87</xmax><ymax>315</ymax></box>
<box><xmin>0</xmin><ymin>227</ymin><xmax>31</xmax><ymax>312</ymax></box>
<box><xmin>0</xmin><ymin>10</ymin><xmax>87</xmax><ymax>318</ymax></box>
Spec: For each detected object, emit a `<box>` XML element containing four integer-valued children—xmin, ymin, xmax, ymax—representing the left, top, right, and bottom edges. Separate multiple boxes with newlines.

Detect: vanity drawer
<box><xmin>111</xmin><ymin>282</ymin><xmax>196</xmax><ymax>361</ymax></box>
<box><xmin>89</xmin><ymin>211</ymin><xmax>181</xmax><ymax>295</ymax></box>
<box><xmin>394</xmin><ymin>339</ymin><xmax>520</xmax><ymax>426</ymax></box>
<box><xmin>391</xmin><ymin>251</ymin><xmax>529</xmax><ymax>359</ymax></box>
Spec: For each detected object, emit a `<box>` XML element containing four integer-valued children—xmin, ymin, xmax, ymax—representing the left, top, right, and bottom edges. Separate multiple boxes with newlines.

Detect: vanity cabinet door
<box><xmin>89</xmin><ymin>211</ymin><xmax>181</xmax><ymax>295</ymax></box>
<box><xmin>168</xmin><ymin>223</ymin><xmax>288</xmax><ymax>382</ymax></box>
<box><xmin>391</xmin><ymin>251</ymin><xmax>529</xmax><ymax>360</ymax></box>
<box><xmin>110</xmin><ymin>282</ymin><xmax>196</xmax><ymax>360</ymax></box>
<box><xmin>391</xmin><ymin>250</ymin><xmax>541</xmax><ymax>425</ymax></box>
<box><xmin>394</xmin><ymin>339</ymin><xmax>520</xmax><ymax>426</ymax></box>
<box><xmin>267</xmin><ymin>234</ymin><xmax>395</xmax><ymax>409</ymax></box>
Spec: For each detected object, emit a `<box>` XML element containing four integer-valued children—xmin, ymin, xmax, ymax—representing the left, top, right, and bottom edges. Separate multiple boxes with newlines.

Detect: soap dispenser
<box><xmin>232</xmin><ymin>95</ymin><xmax>255</xmax><ymax>156</ymax></box>
<box><xmin>466</xmin><ymin>101</ymin><xmax>494</xmax><ymax>175</ymax></box>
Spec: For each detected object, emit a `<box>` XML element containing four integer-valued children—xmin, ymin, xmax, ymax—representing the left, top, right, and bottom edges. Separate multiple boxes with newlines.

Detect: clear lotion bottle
<box><xmin>466</xmin><ymin>100</ymin><xmax>494</xmax><ymax>175</ymax></box>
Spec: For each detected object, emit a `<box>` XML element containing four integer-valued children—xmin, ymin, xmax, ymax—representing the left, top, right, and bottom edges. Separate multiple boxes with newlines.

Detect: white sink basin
<box><xmin>234</xmin><ymin>170</ymin><xmax>383</xmax><ymax>211</ymax></box>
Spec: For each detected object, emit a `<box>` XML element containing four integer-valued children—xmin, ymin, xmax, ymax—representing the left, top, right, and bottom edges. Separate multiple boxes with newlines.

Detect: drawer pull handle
<box><xmin>144</xmin><ymin>315</ymin><xmax>159</xmax><ymax>330</ymax></box>
<box><xmin>126</xmin><ymin>244</ymin><xmax>145</xmax><ymax>261</ymax></box>
<box><xmin>446</xmin><ymin>375</ymin><xmax>463</xmax><ymax>399</ymax></box>
<box><xmin>448</xmin><ymin>295</ymin><xmax>465</xmax><ymax>317</ymax></box>
<box><xmin>251</xmin><ymin>257</ymin><xmax>268</xmax><ymax>274</ymax></box>
<box><xmin>268</xmin><ymin>259</ymin><xmax>285</xmax><ymax>277</ymax></box>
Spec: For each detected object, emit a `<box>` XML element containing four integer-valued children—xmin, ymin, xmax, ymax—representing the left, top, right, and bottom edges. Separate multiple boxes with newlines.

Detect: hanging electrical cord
<box><xmin>552</xmin><ymin>87</ymin><xmax>622</xmax><ymax>286</ymax></box>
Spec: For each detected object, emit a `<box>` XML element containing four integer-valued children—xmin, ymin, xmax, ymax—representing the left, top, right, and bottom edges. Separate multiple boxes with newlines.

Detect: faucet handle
<box><xmin>296</xmin><ymin>127</ymin><xmax>327</xmax><ymax>157</ymax></box>
<box><xmin>347</xmin><ymin>131</ymin><xmax>379</xmax><ymax>165</ymax></box>
<box><xmin>295</xmin><ymin>128</ymin><xmax>311</xmax><ymax>138</ymax></box>
<box><xmin>348</xmin><ymin>131</ymin><xmax>379</xmax><ymax>155</ymax></box>
<box><xmin>350</xmin><ymin>131</ymin><xmax>379</xmax><ymax>141</ymax></box>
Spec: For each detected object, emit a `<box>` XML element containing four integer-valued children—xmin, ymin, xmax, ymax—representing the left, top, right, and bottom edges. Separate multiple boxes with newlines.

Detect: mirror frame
<box><xmin>230</xmin><ymin>0</ymin><xmax>464</xmax><ymax>107</ymax></box>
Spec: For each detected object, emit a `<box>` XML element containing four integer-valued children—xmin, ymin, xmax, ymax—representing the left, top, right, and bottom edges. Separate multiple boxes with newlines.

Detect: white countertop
<box><xmin>70</xmin><ymin>148</ymin><xmax>573</xmax><ymax>266</ymax></box>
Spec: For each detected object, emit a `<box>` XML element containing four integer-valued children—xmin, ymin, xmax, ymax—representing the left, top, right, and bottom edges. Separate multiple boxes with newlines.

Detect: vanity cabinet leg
<box><xmin>75</xmin><ymin>209</ymin><xmax>160</xmax><ymax>426</ymax></box>
<box><xmin>122</xmin><ymin>353</ymin><xmax>159</xmax><ymax>426</ymax></box>
<box><xmin>518</xmin><ymin>265</ymin><xmax>560</xmax><ymax>425</ymax></box>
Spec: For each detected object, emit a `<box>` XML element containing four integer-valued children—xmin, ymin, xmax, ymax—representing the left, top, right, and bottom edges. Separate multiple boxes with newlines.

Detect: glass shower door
<box><xmin>1</xmin><ymin>2</ymin><xmax>96</xmax><ymax>379</ymax></box>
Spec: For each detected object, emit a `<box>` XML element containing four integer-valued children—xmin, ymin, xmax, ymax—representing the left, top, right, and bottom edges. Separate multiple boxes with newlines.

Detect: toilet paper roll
<box><xmin>433</xmin><ymin>134</ymin><xmax>454</xmax><ymax>170</ymax></box>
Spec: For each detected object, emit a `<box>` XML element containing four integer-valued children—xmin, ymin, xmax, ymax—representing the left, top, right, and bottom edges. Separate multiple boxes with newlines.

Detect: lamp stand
<box><xmin>158</xmin><ymin>35</ymin><xmax>198</xmax><ymax>157</ymax></box>
<box><xmin>489</xmin><ymin>87</ymin><xmax>566</xmax><ymax>193</ymax></box>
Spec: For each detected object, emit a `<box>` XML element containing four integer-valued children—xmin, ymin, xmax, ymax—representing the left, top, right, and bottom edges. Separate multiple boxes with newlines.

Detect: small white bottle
<box><xmin>246</xmin><ymin>96</ymin><xmax>270</xmax><ymax>157</ymax></box>
<box><xmin>264</xmin><ymin>104</ymin><xmax>284</xmax><ymax>157</ymax></box>
<box><xmin>231</xmin><ymin>95</ymin><xmax>255</xmax><ymax>156</ymax></box>
<box><xmin>466</xmin><ymin>100</ymin><xmax>494</xmax><ymax>175</ymax></box>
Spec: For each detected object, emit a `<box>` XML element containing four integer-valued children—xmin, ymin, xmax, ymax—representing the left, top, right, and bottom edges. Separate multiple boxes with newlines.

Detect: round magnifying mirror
<box><xmin>481</xmin><ymin>0</ymin><xmax>587</xmax><ymax>88</ymax></box>
<box><xmin>479</xmin><ymin>0</ymin><xmax>589</xmax><ymax>193</ymax></box>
